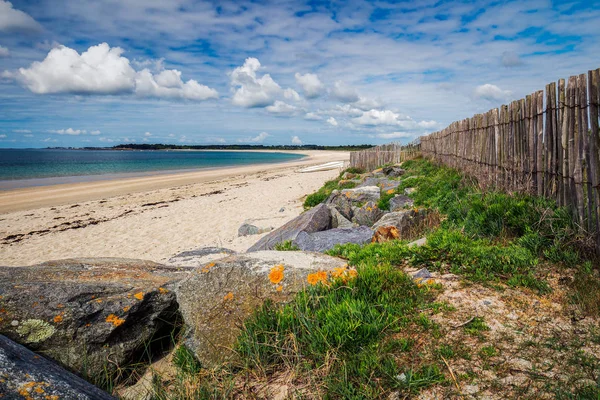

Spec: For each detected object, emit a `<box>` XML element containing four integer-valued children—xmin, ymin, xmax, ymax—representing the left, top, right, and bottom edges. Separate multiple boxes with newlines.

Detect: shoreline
<box><xmin>0</xmin><ymin>150</ymin><xmax>346</xmax><ymax>214</ymax></box>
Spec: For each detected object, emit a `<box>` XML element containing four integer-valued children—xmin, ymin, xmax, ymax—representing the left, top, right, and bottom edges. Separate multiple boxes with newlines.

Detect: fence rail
<box><xmin>420</xmin><ymin>66</ymin><xmax>600</xmax><ymax>248</ymax></box>
<box><xmin>349</xmin><ymin>142</ymin><xmax>421</xmax><ymax>172</ymax></box>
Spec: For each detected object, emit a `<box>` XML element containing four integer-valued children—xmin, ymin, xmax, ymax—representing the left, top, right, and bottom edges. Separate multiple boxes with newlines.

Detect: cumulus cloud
<box><xmin>295</xmin><ymin>73</ymin><xmax>325</xmax><ymax>99</ymax></box>
<box><xmin>0</xmin><ymin>1</ymin><xmax>42</xmax><ymax>32</ymax></box>
<box><xmin>331</xmin><ymin>81</ymin><xmax>359</xmax><ymax>103</ymax></box>
<box><xmin>326</xmin><ymin>117</ymin><xmax>338</xmax><ymax>126</ymax></box>
<box><xmin>353</xmin><ymin>109</ymin><xmax>405</xmax><ymax>126</ymax></box>
<box><xmin>304</xmin><ymin>112</ymin><xmax>323</xmax><ymax>121</ymax></box>
<box><xmin>238</xmin><ymin>131</ymin><xmax>270</xmax><ymax>143</ymax></box>
<box><xmin>49</xmin><ymin>128</ymin><xmax>86</xmax><ymax>135</ymax></box>
<box><xmin>501</xmin><ymin>51</ymin><xmax>523</xmax><ymax>67</ymax></box>
<box><xmin>353</xmin><ymin>96</ymin><xmax>382</xmax><ymax>111</ymax></box>
<box><xmin>474</xmin><ymin>84</ymin><xmax>512</xmax><ymax>102</ymax></box>
<box><xmin>230</xmin><ymin>58</ymin><xmax>281</xmax><ymax>108</ymax></box>
<box><xmin>283</xmin><ymin>88</ymin><xmax>301</xmax><ymax>102</ymax></box>
<box><xmin>0</xmin><ymin>45</ymin><xmax>9</xmax><ymax>57</ymax></box>
<box><xmin>265</xmin><ymin>100</ymin><xmax>298</xmax><ymax>116</ymax></box>
<box><xmin>13</xmin><ymin>129</ymin><xmax>31</xmax><ymax>133</ymax></box>
<box><xmin>144</xmin><ymin>132</ymin><xmax>152</xmax><ymax>136</ymax></box>
<box><xmin>291</xmin><ymin>136</ymin><xmax>303</xmax><ymax>145</ymax></box>
<box><xmin>10</xmin><ymin>43</ymin><xmax>217</xmax><ymax>101</ymax></box>
<box><xmin>377</xmin><ymin>132</ymin><xmax>412</xmax><ymax>139</ymax></box>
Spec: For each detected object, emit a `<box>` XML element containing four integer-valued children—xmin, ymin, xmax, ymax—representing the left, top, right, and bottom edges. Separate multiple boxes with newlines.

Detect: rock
<box><xmin>404</xmin><ymin>187</ymin><xmax>416</xmax><ymax>195</ymax></box>
<box><xmin>0</xmin><ymin>258</ymin><xmax>189</xmax><ymax>381</ymax></box>
<box><xmin>325</xmin><ymin>190</ymin><xmax>354</xmax><ymax>220</ymax></box>
<box><xmin>167</xmin><ymin>247</ymin><xmax>236</xmax><ymax>267</ymax></box>
<box><xmin>279</xmin><ymin>207</ymin><xmax>285</xmax><ymax>212</ymax></box>
<box><xmin>389</xmin><ymin>195</ymin><xmax>414</xmax><ymax>211</ymax></box>
<box><xmin>372</xmin><ymin>226</ymin><xmax>400</xmax><ymax>243</ymax></box>
<box><xmin>411</xmin><ymin>268</ymin><xmax>432</xmax><ymax>281</ymax></box>
<box><xmin>340</xmin><ymin>186</ymin><xmax>381</xmax><ymax>203</ymax></box>
<box><xmin>0</xmin><ymin>334</ymin><xmax>116</xmax><ymax>399</ymax></box>
<box><xmin>407</xmin><ymin>237</ymin><xmax>427</xmax><ymax>247</ymax></box>
<box><xmin>357</xmin><ymin>177</ymin><xmax>401</xmax><ymax>191</ymax></box>
<box><xmin>352</xmin><ymin>201</ymin><xmax>385</xmax><ymax>226</ymax></box>
<box><xmin>371</xmin><ymin>209</ymin><xmax>427</xmax><ymax>239</ymax></box>
<box><xmin>327</xmin><ymin>206</ymin><xmax>353</xmax><ymax>229</ymax></box>
<box><xmin>382</xmin><ymin>165</ymin><xmax>405</xmax><ymax>177</ymax></box>
<box><xmin>247</xmin><ymin>203</ymin><xmax>331</xmax><ymax>252</ymax></box>
<box><xmin>176</xmin><ymin>251</ymin><xmax>347</xmax><ymax>366</ymax></box>
<box><xmin>238</xmin><ymin>222</ymin><xmax>273</xmax><ymax>237</ymax></box>
<box><xmin>341</xmin><ymin>171</ymin><xmax>356</xmax><ymax>180</ymax></box>
<box><xmin>293</xmin><ymin>227</ymin><xmax>374</xmax><ymax>252</ymax></box>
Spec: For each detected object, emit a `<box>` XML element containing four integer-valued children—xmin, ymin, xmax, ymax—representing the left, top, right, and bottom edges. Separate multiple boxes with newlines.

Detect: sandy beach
<box><xmin>0</xmin><ymin>150</ymin><xmax>349</xmax><ymax>267</ymax></box>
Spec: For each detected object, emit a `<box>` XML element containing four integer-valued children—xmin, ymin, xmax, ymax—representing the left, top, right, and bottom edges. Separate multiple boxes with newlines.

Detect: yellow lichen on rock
<box><xmin>106</xmin><ymin>314</ymin><xmax>125</xmax><ymax>327</ymax></box>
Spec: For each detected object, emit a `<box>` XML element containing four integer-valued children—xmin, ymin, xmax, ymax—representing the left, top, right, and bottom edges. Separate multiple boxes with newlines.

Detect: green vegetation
<box><xmin>273</xmin><ymin>240</ymin><xmax>300</xmax><ymax>251</ymax></box>
<box><xmin>236</xmin><ymin>262</ymin><xmax>446</xmax><ymax>398</ymax></box>
<box><xmin>303</xmin><ymin>168</ymin><xmax>359</xmax><ymax>209</ymax></box>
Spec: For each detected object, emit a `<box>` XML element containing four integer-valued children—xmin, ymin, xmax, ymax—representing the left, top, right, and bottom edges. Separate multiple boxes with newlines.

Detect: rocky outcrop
<box><xmin>167</xmin><ymin>247</ymin><xmax>236</xmax><ymax>267</ymax></box>
<box><xmin>247</xmin><ymin>204</ymin><xmax>331</xmax><ymax>251</ymax></box>
<box><xmin>0</xmin><ymin>258</ymin><xmax>189</xmax><ymax>381</ymax></box>
<box><xmin>293</xmin><ymin>226</ymin><xmax>374</xmax><ymax>252</ymax></box>
<box><xmin>175</xmin><ymin>251</ymin><xmax>347</xmax><ymax>367</ymax></box>
<box><xmin>382</xmin><ymin>165</ymin><xmax>405</xmax><ymax>177</ymax></box>
<box><xmin>371</xmin><ymin>209</ymin><xmax>427</xmax><ymax>239</ymax></box>
<box><xmin>340</xmin><ymin>186</ymin><xmax>381</xmax><ymax>203</ymax></box>
<box><xmin>352</xmin><ymin>201</ymin><xmax>385</xmax><ymax>226</ymax></box>
<box><xmin>0</xmin><ymin>334</ymin><xmax>116</xmax><ymax>399</ymax></box>
<box><xmin>325</xmin><ymin>190</ymin><xmax>354</xmax><ymax>220</ymax></box>
<box><xmin>357</xmin><ymin>177</ymin><xmax>401</xmax><ymax>191</ymax></box>
<box><xmin>329</xmin><ymin>206</ymin><xmax>355</xmax><ymax>229</ymax></box>
<box><xmin>389</xmin><ymin>194</ymin><xmax>414</xmax><ymax>211</ymax></box>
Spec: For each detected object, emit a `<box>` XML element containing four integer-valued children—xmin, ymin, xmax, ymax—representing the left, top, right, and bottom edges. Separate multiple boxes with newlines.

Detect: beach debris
<box><xmin>0</xmin><ymin>258</ymin><xmax>189</xmax><ymax>382</ymax></box>
<box><xmin>247</xmin><ymin>203</ymin><xmax>331</xmax><ymax>252</ymax></box>
<box><xmin>176</xmin><ymin>251</ymin><xmax>346</xmax><ymax>367</ymax></box>
<box><xmin>293</xmin><ymin>226</ymin><xmax>374</xmax><ymax>253</ymax></box>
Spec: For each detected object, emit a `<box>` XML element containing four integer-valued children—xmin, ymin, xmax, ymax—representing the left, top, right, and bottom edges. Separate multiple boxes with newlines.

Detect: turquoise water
<box><xmin>0</xmin><ymin>149</ymin><xmax>305</xmax><ymax>182</ymax></box>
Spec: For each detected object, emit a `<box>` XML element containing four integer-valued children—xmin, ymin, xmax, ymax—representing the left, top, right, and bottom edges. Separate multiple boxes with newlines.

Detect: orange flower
<box><xmin>348</xmin><ymin>269</ymin><xmax>358</xmax><ymax>278</ymax></box>
<box><xmin>331</xmin><ymin>267</ymin><xmax>348</xmax><ymax>279</ymax></box>
<box><xmin>269</xmin><ymin>265</ymin><xmax>285</xmax><ymax>284</ymax></box>
<box><xmin>134</xmin><ymin>292</ymin><xmax>144</xmax><ymax>301</ymax></box>
<box><xmin>106</xmin><ymin>314</ymin><xmax>125</xmax><ymax>327</ymax></box>
<box><xmin>223</xmin><ymin>292</ymin><xmax>234</xmax><ymax>301</ymax></box>
<box><xmin>316</xmin><ymin>271</ymin><xmax>328</xmax><ymax>284</ymax></box>
<box><xmin>307</xmin><ymin>273</ymin><xmax>320</xmax><ymax>285</ymax></box>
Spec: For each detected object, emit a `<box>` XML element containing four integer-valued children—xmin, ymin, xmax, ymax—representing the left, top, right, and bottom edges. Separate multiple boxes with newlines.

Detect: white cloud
<box><xmin>304</xmin><ymin>112</ymin><xmax>323</xmax><ymax>120</ymax></box>
<box><xmin>291</xmin><ymin>136</ymin><xmax>303</xmax><ymax>145</ymax></box>
<box><xmin>295</xmin><ymin>73</ymin><xmax>325</xmax><ymax>98</ymax></box>
<box><xmin>283</xmin><ymin>88</ymin><xmax>301</xmax><ymax>102</ymax></box>
<box><xmin>501</xmin><ymin>51</ymin><xmax>523</xmax><ymax>67</ymax></box>
<box><xmin>377</xmin><ymin>132</ymin><xmax>412</xmax><ymax>139</ymax></box>
<box><xmin>168</xmin><ymin>133</ymin><xmax>175</xmax><ymax>137</ymax></box>
<box><xmin>238</xmin><ymin>131</ymin><xmax>270</xmax><ymax>143</ymax></box>
<box><xmin>0</xmin><ymin>134</ymin><xmax>6</xmax><ymax>138</ymax></box>
<box><xmin>417</xmin><ymin>120</ymin><xmax>439</xmax><ymax>129</ymax></box>
<box><xmin>0</xmin><ymin>1</ymin><xmax>42</xmax><ymax>32</ymax></box>
<box><xmin>230</xmin><ymin>57</ymin><xmax>281</xmax><ymax>108</ymax></box>
<box><xmin>331</xmin><ymin>81</ymin><xmax>359</xmax><ymax>103</ymax></box>
<box><xmin>90</xmin><ymin>130</ymin><xmax>101</xmax><ymax>135</ymax></box>
<box><xmin>353</xmin><ymin>109</ymin><xmax>405</xmax><ymax>126</ymax></box>
<box><xmin>42</xmin><ymin>137</ymin><xmax>57</xmax><ymax>142</ymax></box>
<box><xmin>11</xmin><ymin>43</ymin><xmax>217</xmax><ymax>101</ymax></box>
<box><xmin>13</xmin><ymin>129</ymin><xmax>31</xmax><ymax>133</ymax></box>
<box><xmin>330</xmin><ymin>104</ymin><xmax>363</xmax><ymax>117</ymax></box>
<box><xmin>353</xmin><ymin>96</ymin><xmax>382</xmax><ymax>111</ymax></box>
<box><xmin>265</xmin><ymin>100</ymin><xmax>298</xmax><ymax>116</ymax></box>
<box><xmin>0</xmin><ymin>45</ymin><xmax>9</xmax><ymax>57</ymax></box>
<box><xmin>49</xmin><ymin>128</ymin><xmax>86</xmax><ymax>135</ymax></box>
<box><xmin>326</xmin><ymin>117</ymin><xmax>338</xmax><ymax>126</ymax></box>
<box><xmin>474</xmin><ymin>84</ymin><xmax>512</xmax><ymax>102</ymax></box>
<box><xmin>99</xmin><ymin>137</ymin><xmax>114</xmax><ymax>142</ymax></box>
<box><xmin>144</xmin><ymin>132</ymin><xmax>152</xmax><ymax>136</ymax></box>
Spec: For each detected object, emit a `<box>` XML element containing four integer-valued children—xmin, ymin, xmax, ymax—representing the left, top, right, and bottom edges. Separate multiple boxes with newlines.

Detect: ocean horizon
<box><xmin>0</xmin><ymin>148</ymin><xmax>305</xmax><ymax>189</ymax></box>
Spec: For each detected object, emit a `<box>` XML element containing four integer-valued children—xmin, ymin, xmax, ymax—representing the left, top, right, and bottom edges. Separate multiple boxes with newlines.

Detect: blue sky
<box><xmin>0</xmin><ymin>0</ymin><xmax>598</xmax><ymax>148</ymax></box>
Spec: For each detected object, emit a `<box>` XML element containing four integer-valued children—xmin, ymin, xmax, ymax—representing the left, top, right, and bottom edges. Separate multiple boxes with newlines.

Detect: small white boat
<box><xmin>297</xmin><ymin>161</ymin><xmax>347</xmax><ymax>173</ymax></box>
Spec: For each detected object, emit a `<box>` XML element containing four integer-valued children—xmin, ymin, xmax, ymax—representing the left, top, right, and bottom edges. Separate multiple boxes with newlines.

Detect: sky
<box><xmin>0</xmin><ymin>0</ymin><xmax>599</xmax><ymax>148</ymax></box>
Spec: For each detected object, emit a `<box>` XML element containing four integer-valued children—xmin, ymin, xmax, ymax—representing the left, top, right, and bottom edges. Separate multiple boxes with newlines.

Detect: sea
<box><xmin>0</xmin><ymin>149</ymin><xmax>305</xmax><ymax>189</ymax></box>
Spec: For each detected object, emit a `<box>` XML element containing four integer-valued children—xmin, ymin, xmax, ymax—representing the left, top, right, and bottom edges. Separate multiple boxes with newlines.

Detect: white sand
<box><xmin>0</xmin><ymin>151</ymin><xmax>348</xmax><ymax>267</ymax></box>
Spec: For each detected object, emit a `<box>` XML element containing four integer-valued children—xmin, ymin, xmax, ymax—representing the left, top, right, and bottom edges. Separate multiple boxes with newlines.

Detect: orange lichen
<box><xmin>106</xmin><ymin>314</ymin><xmax>125</xmax><ymax>327</ymax></box>
<box><xmin>95</xmin><ymin>299</ymin><xmax>103</xmax><ymax>303</ymax></box>
<box><xmin>56</xmin><ymin>304</ymin><xmax>64</xmax><ymax>309</ymax></box>
<box><xmin>223</xmin><ymin>292</ymin><xmax>234</xmax><ymax>301</ymax></box>
<box><xmin>276</xmin><ymin>285</ymin><xmax>283</xmax><ymax>292</ymax></box>
<box><xmin>201</xmin><ymin>262</ymin><xmax>216</xmax><ymax>273</ymax></box>
<box><xmin>269</xmin><ymin>265</ymin><xmax>285</xmax><ymax>284</ymax></box>
<box><xmin>53</xmin><ymin>314</ymin><xmax>63</xmax><ymax>324</ymax></box>
<box><xmin>133</xmin><ymin>292</ymin><xmax>144</xmax><ymax>301</ymax></box>
<box><xmin>123</xmin><ymin>306</ymin><xmax>130</xmax><ymax>312</ymax></box>
<box><xmin>387</xmin><ymin>189</ymin><xmax>394</xmax><ymax>194</ymax></box>
<box><xmin>158</xmin><ymin>287</ymin><xmax>169</xmax><ymax>294</ymax></box>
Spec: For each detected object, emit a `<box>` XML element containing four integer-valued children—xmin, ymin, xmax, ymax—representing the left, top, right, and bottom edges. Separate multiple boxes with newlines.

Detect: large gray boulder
<box><xmin>340</xmin><ymin>186</ymin><xmax>381</xmax><ymax>203</ymax></box>
<box><xmin>0</xmin><ymin>258</ymin><xmax>190</xmax><ymax>382</ymax></box>
<box><xmin>325</xmin><ymin>190</ymin><xmax>354</xmax><ymax>220</ymax></box>
<box><xmin>389</xmin><ymin>194</ymin><xmax>414</xmax><ymax>211</ymax></box>
<box><xmin>0</xmin><ymin>334</ymin><xmax>115</xmax><ymax>399</ymax></box>
<box><xmin>293</xmin><ymin>227</ymin><xmax>374</xmax><ymax>253</ymax></box>
<box><xmin>352</xmin><ymin>201</ymin><xmax>385</xmax><ymax>227</ymax></box>
<box><xmin>176</xmin><ymin>251</ymin><xmax>347</xmax><ymax>367</ymax></box>
<box><xmin>167</xmin><ymin>247</ymin><xmax>236</xmax><ymax>267</ymax></box>
<box><xmin>372</xmin><ymin>209</ymin><xmax>428</xmax><ymax>239</ymax></box>
<box><xmin>247</xmin><ymin>203</ymin><xmax>331</xmax><ymax>251</ymax></box>
<box><xmin>382</xmin><ymin>165</ymin><xmax>405</xmax><ymax>177</ymax></box>
<box><xmin>357</xmin><ymin>177</ymin><xmax>401</xmax><ymax>191</ymax></box>
<box><xmin>329</xmin><ymin>206</ymin><xmax>355</xmax><ymax>229</ymax></box>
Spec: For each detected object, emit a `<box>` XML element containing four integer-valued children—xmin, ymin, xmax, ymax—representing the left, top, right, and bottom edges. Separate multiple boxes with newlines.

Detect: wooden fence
<box><xmin>349</xmin><ymin>142</ymin><xmax>421</xmax><ymax>172</ymax></box>
<box><xmin>420</xmin><ymin>67</ymin><xmax>600</xmax><ymax>242</ymax></box>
